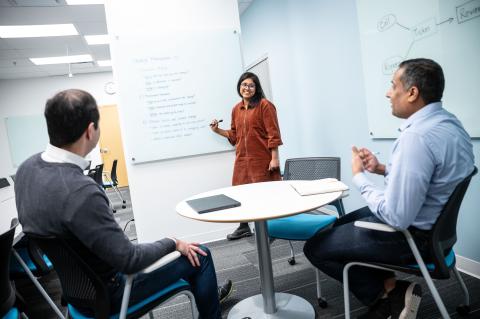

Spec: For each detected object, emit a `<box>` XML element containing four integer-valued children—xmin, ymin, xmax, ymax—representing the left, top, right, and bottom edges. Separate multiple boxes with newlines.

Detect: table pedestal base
<box><xmin>227</xmin><ymin>293</ymin><xmax>315</xmax><ymax>319</ymax></box>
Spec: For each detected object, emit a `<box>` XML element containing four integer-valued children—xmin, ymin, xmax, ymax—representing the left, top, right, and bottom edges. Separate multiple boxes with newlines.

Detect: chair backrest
<box><xmin>429</xmin><ymin>166</ymin><xmax>477</xmax><ymax>278</ymax></box>
<box><xmin>27</xmin><ymin>234</ymin><xmax>110</xmax><ymax>318</ymax></box>
<box><xmin>110</xmin><ymin>160</ymin><xmax>118</xmax><ymax>185</ymax></box>
<box><xmin>0</xmin><ymin>220</ymin><xmax>18</xmax><ymax>317</ymax></box>
<box><xmin>88</xmin><ymin>164</ymin><xmax>104</xmax><ymax>187</ymax></box>
<box><xmin>284</xmin><ymin>157</ymin><xmax>341</xmax><ymax>181</ymax></box>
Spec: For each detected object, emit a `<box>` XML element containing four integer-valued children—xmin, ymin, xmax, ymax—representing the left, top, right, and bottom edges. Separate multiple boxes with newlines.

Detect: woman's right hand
<box><xmin>210</xmin><ymin>119</ymin><xmax>220</xmax><ymax>133</ymax></box>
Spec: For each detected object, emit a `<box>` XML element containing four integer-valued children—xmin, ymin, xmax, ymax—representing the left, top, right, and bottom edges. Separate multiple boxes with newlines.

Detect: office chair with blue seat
<box><xmin>88</xmin><ymin>164</ymin><xmax>119</xmax><ymax>213</ymax></box>
<box><xmin>9</xmin><ymin>230</ymin><xmax>65</xmax><ymax>318</ymax></box>
<box><xmin>267</xmin><ymin>157</ymin><xmax>346</xmax><ymax>308</ymax></box>
<box><xmin>1</xmin><ymin>220</ymin><xmax>20</xmax><ymax>319</ymax></box>
<box><xmin>102</xmin><ymin>160</ymin><xmax>127</xmax><ymax>209</ymax></box>
<box><xmin>10</xmin><ymin>238</ymin><xmax>53</xmax><ymax>277</ymax></box>
<box><xmin>27</xmin><ymin>234</ymin><xmax>198</xmax><ymax>319</ymax></box>
<box><xmin>343</xmin><ymin>166</ymin><xmax>477</xmax><ymax>319</ymax></box>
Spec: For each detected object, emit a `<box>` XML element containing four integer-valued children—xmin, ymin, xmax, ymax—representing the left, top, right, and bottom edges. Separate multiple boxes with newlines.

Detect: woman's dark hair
<box><xmin>236</xmin><ymin>71</ymin><xmax>265</xmax><ymax>103</ymax></box>
<box><xmin>44</xmin><ymin>89</ymin><xmax>99</xmax><ymax>147</ymax></box>
<box><xmin>398</xmin><ymin>58</ymin><xmax>445</xmax><ymax>105</ymax></box>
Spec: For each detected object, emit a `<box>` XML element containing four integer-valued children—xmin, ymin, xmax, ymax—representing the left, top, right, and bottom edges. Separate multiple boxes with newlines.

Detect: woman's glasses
<box><xmin>241</xmin><ymin>83</ymin><xmax>256</xmax><ymax>89</ymax></box>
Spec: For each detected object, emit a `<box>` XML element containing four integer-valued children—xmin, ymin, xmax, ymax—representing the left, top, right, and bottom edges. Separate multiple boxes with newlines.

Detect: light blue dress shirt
<box><xmin>353</xmin><ymin>102</ymin><xmax>474</xmax><ymax>230</ymax></box>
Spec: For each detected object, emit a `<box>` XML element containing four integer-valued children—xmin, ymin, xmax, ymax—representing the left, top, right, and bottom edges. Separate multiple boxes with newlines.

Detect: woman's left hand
<box><xmin>269</xmin><ymin>158</ymin><xmax>280</xmax><ymax>171</ymax></box>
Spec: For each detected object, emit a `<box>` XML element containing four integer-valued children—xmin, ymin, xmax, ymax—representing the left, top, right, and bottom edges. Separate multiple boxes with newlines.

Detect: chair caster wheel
<box><xmin>457</xmin><ymin>304</ymin><xmax>470</xmax><ymax>316</ymax></box>
<box><xmin>318</xmin><ymin>297</ymin><xmax>328</xmax><ymax>308</ymax></box>
<box><xmin>113</xmin><ymin>209</ymin><xmax>117</xmax><ymax>213</ymax></box>
<box><xmin>123</xmin><ymin>200</ymin><xmax>126</xmax><ymax>204</ymax></box>
<box><xmin>122</xmin><ymin>205</ymin><xmax>127</xmax><ymax>209</ymax></box>
<box><xmin>288</xmin><ymin>257</ymin><xmax>296</xmax><ymax>265</ymax></box>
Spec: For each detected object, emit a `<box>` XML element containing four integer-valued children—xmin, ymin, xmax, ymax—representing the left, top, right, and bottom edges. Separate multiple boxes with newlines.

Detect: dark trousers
<box><xmin>108</xmin><ymin>245</ymin><xmax>221</xmax><ymax>318</ymax></box>
<box><xmin>304</xmin><ymin>207</ymin><xmax>430</xmax><ymax>305</ymax></box>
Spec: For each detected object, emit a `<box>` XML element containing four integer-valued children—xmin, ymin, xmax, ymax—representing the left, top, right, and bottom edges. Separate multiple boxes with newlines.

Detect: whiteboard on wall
<box><xmin>5</xmin><ymin>115</ymin><xmax>48</xmax><ymax>168</ymax></box>
<box><xmin>356</xmin><ymin>0</ymin><xmax>480</xmax><ymax>138</ymax></box>
<box><xmin>110</xmin><ymin>30</ymin><xmax>242</xmax><ymax>163</ymax></box>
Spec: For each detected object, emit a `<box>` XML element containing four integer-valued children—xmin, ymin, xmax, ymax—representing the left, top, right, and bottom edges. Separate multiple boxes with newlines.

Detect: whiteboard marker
<box><xmin>210</xmin><ymin>119</ymin><xmax>223</xmax><ymax>126</ymax></box>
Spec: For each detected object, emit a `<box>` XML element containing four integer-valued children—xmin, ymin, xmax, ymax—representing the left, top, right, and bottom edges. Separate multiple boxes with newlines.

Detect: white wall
<box><xmin>240</xmin><ymin>0</ymin><xmax>480</xmax><ymax>265</ymax></box>
<box><xmin>0</xmin><ymin>72</ymin><xmax>116</xmax><ymax>177</ymax></box>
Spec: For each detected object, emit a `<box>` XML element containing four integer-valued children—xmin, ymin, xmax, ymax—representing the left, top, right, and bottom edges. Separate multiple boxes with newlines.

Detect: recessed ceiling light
<box><xmin>0</xmin><ymin>24</ymin><xmax>78</xmax><ymax>38</ymax></box>
<box><xmin>30</xmin><ymin>55</ymin><xmax>93</xmax><ymax>65</ymax></box>
<box><xmin>85</xmin><ymin>34</ymin><xmax>109</xmax><ymax>45</ymax></box>
<box><xmin>66</xmin><ymin>0</ymin><xmax>104</xmax><ymax>5</ymax></box>
<box><xmin>97</xmin><ymin>60</ymin><xmax>112</xmax><ymax>67</ymax></box>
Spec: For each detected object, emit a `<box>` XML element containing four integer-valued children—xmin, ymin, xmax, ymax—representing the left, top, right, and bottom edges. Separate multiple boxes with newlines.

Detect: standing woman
<box><xmin>211</xmin><ymin>72</ymin><xmax>283</xmax><ymax>240</ymax></box>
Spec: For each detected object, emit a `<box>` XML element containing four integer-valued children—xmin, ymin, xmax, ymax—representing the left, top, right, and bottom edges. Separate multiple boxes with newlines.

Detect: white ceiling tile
<box><xmin>0</xmin><ymin>71</ymin><xmax>49</xmax><ymax>80</ymax></box>
<box><xmin>2</xmin><ymin>36</ymin><xmax>85</xmax><ymax>50</ymax></box>
<box><xmin>0</xmin><ymin>0</ymin><xmax>253</xmax><ymax>80</ymax></box>
<box><xmin>0</xmin><ymin>65</ymin><xmax>38</xmax><ymax>73</ymax></box>
<box><xmin>0</xmin><ymin>49</ymin><xmax>25</xmax><ymax>59</ymax></box>
<box><xmin>0</xmin><ymin>58</ymin><xmax>33</xmax><ymax>67</ymax></box>
<box><xmin>88</xmin><ymin>45</ymin><xmax>110</xmax><ymax>59</ymax></box>
<box><xmin>75</xmin><ymin>21</ymin><xmax>108</xmax><ymax>35</ymax></box>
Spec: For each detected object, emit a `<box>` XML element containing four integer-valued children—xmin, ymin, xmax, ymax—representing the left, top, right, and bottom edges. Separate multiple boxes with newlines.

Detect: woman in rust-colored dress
<box><xmin>210</xmin><ymin>72</ymin><xmax>283</xmax><ymax>240</ymax></box>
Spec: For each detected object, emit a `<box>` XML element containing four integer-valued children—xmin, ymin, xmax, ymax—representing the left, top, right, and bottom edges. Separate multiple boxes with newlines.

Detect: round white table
<box><xmin>176</xmin><ymin>180</ymin><xmax>343</xmax><ymax>319</ymax></box>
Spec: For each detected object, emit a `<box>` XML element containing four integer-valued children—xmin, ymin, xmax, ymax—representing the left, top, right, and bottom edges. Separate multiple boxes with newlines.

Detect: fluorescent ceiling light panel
<box><xmin>66</xmin><ymin>0</ymin><xmax>105</xmax><ymax>4</ymax></box>
<box><xmin>97</xmin><ymin>60</ymin><xmax>112</xmax><ymax>67</ymax></box>
<box><xmin>0</xmin><ymin>24</ymin><xmax>78</xmax><ymax>38</ymax></box>
<box><xmin>85</xmin><ymin>34</ymin><xmax>109</xmax><ymax>45</ymax></box>
<box><xmin>30</xmin><ymin>54</ymin><xmax>93</xmax><ymax>65</ymax></box>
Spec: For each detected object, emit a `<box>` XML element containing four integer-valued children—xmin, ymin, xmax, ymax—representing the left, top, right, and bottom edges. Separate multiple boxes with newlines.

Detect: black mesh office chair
<box><xmin>27</xmin><ymin>234</ymin><xmax>198</xmax><ymax>319</ymax></box>
<box><xmin>343</xmin><ymin>167</ymin><xmax>477</xmax><ymax>319</ymax></box>
<box><xmin>280</xmin><ymin>157</ymin><xmax>345</xmax><ymax>265</ymax></box>
<box><xmin>102</xmin><ymin>160</ymin><xmax>127</xmax><ymax>208</ymax></box>
<box><xmin>267</xmin><ymin>157</ymin><xmax>347</xmax><ymax>308</ymax></box>
<box><xmin>1</xmin><ymin>220</ymin><xmax>20</xmax><ymax>319</ymax></box>
<box><xmin>87</xmin><ymin>164</ymin><xmax>118</xmax><ymax>213</ymax></box>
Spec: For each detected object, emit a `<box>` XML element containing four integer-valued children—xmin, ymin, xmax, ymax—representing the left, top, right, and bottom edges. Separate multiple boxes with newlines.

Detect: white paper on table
<box><xmin>289</xmin><ymin>178</ymin><xmax>349</xmax><ymax>196</ymax></box>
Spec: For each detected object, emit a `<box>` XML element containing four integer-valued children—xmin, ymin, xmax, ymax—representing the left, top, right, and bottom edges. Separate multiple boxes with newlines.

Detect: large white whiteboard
<box><xmin>356</xmin><ymin>0</ymin><xmax>480</xmax><ymax>138</ymax></box>
<box><xmin>106</xmin><ymin>0</ymin><xmax>243</xmax><ymax>164</ymax></box>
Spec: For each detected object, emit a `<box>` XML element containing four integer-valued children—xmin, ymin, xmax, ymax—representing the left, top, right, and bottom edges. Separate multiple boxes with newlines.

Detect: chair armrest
<box><xmin>121</xmin><ymin>251</ymin><xmax>181</xmax><ymax>319</ymax></box>
<box><xmin>354</xmin><ymin>221</ymin><xmax>397</xmax><ymax>232</ymax></box>
<box><xmin>139</xmin><ymin>251</ymin><xmax>181</xmax><ymax>274</ymax></box>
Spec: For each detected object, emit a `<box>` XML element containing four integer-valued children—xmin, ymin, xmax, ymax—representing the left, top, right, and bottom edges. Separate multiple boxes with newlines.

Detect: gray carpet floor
<box><xmin>14</xmin><ymin>187</ymin><xmax>480</xmax><ymax>318</ymax></box>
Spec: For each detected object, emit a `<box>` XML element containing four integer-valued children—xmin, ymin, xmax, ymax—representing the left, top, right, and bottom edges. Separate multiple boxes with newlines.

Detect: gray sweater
<box><xmin>15</xmin><ymin>154</ymin><xmax>175</xmax><ymax>279</ymax></box>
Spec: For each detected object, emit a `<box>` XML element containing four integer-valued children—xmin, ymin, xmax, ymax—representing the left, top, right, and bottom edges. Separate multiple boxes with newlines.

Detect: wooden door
<box><xmin>98</xmin><ymin>105</ymin><xmax>129</xmax><ymax>187</ymax></box>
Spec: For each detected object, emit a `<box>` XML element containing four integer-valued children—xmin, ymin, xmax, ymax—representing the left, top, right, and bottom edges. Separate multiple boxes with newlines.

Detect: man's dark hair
<box><xmin>236</xmin><ymin>72</ymin><xmax>266</xmax><ymax>103</ymax></box>
<box><xmin>44</xmin><ymin>89</ymin><xmax>99</xmax><ymax>147</ymax></box>
<box><xmin>398</xmin><ymin>58</ymin><xmax>445</xmax><ymax>105</ymax></box>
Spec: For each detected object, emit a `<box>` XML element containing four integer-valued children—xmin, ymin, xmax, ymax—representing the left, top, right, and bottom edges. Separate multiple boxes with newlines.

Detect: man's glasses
<box><xmin>241</xmin><ymin>83</ymin><xmax>256</xmax><ymax>89</ymax></box>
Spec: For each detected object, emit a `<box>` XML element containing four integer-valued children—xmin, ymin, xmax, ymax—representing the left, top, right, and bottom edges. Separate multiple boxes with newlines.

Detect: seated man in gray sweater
<box><xmin>15</xmin><ymin>89</ymin><xmax>232</xmax><ymax>318</ymax></box>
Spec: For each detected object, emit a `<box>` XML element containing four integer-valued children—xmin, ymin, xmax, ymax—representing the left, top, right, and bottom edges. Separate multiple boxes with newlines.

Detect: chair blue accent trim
<box><xmin>67</xmin><ymin>279</ymin><xmax>190</xmax><ymax>319</ymax></box>
<box><xmin>10</xmin><ymin>248</ymin><xmax>52</xmax><ymax>273</ymax></box>
<box><xmin>268</xmin><ymin>214</ymin><xmax>337</xmax><ymax>241</ymax></box>
<box><xmin>2</xmin><ymin>307</ymin><xmax>19</xmax><ymax>319</ymax></box>
<box><xmin>408</xmin><ymin>250</ymin><xmax>455</xmax><ymax>271</ymax></box>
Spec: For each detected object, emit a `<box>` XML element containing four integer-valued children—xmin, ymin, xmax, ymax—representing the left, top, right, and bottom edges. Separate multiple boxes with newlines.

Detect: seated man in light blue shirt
<box><xmin>304</xmin><ymin>58</ymin><xmax>474</xmax><ymax>319</ymax></box>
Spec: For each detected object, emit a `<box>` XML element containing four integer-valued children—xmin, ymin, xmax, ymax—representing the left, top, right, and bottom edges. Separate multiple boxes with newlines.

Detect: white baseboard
<box><xmin>456</xmin><ymin>254</ymin><xmax>480</xmax><ymax>279</ymax></box>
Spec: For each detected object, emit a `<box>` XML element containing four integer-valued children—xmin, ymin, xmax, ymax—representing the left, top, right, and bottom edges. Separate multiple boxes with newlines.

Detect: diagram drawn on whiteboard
<box><xmin>356</xmin><ymin>0</ymin><xmax>480</xmax><ymax>138</ymax></box>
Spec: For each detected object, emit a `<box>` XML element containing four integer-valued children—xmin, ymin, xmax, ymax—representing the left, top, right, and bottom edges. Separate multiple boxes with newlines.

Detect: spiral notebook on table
<box><xmin>186</xmin><ymin>194</ymin><xmax>241</xmax><ymax>214</ymax></box>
